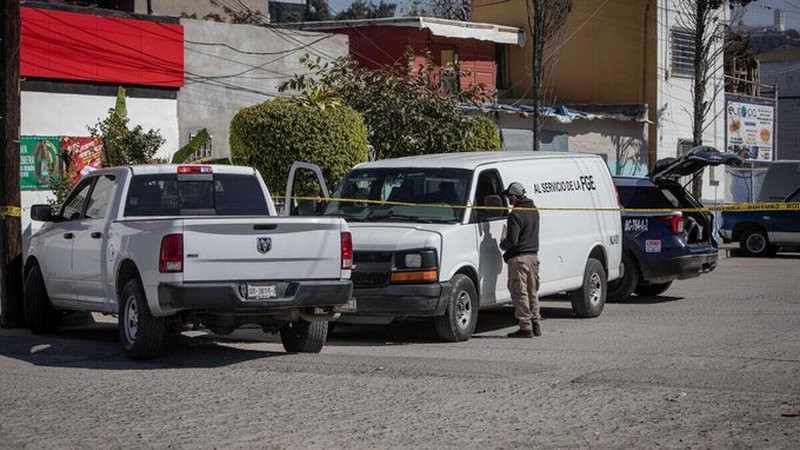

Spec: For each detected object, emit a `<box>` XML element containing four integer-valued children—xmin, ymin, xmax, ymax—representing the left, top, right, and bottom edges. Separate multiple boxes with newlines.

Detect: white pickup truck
<box><xmin>24</xmin><ymin>164</ymin><xmax>353</xmax><ymax>359</ymax></box>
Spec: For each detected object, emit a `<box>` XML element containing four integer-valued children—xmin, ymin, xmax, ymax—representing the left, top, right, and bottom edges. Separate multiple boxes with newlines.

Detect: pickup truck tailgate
<box><xmin>181</xmin><ymin>217</ymin><xmax>343</xmax><ymax>282</ymax></box>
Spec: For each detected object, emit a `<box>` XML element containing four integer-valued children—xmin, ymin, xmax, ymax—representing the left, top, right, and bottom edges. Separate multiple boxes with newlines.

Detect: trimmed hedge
<box><xmin>230</xmin><ymin>98</ymin><xmax>368</xmax><ymax>195</ymax></box>
<box><xmin>464</xmin><ymin>115</ymin><xmax>501</xmax><ymax>151</ymax></box>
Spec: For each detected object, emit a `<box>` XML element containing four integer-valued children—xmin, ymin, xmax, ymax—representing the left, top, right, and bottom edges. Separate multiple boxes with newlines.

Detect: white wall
<box><xmin>656</xmin><ymin>0</ymin><xmax>729</xmax><ymax>203</ymax></box>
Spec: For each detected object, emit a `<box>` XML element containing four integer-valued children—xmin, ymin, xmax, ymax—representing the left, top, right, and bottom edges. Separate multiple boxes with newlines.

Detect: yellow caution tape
<box><xmin>274</xmin><ymin>196</ymin><xmax>800</xmax><ymax>213</ymax></box>
<box><xmin>0</xmin><ymin>206</ymin><xmax>22</xmax><ymax>218</ymax></box>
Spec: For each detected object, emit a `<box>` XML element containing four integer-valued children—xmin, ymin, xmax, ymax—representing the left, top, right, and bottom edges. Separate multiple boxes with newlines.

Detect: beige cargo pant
<box><xmin>507</xmin><ymin>253</ymin><xmax>540</xmax><ymax>331</ymax></box>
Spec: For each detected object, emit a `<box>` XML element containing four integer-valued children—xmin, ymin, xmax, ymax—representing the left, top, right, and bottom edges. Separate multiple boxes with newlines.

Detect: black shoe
<box><xmin>507</xmin><ymin>328</ymin><xmax>533</xmax><ymax>338</ymax></box>
<box><xmin>532</xmin><ymin>321</ymin><xmax>542</xmax><ymax>337</ymax></box>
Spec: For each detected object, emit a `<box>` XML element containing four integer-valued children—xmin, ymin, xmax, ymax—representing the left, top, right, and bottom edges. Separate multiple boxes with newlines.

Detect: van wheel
<box><xmin>634</xmin><ymin>281</ymin><xmax>673</xmax><ymax>297</ymax></box>
<box><xmin>434</xmin><ymin>274</ymin><xmax>478</xmax><ymax>342</ymax></box>
<box><xmin>118</xmin><ymin>279</ymin><xmax>166</xmax><ymax>360</ymax></box>
<box><xmin>570</xmin><ymin>258</ymin><xmax>606</xmax><ymax>318</ymax></box>
<box><xmin>607</xmin><ymin>253</ymin><xmax>638</xmax><ymax>302</ymax></box>
<box><xmin>280</xmin><ymin>319</ymin><xmax>327</xmax><ymax>353</ymax></box>
<box><xmin>24</xmin><ymin>265</ymin><xmax>62</xmax><ymax>334</ymax></box>
<box><xmin>739</xmin><ymin>228</ymin><xmax>770</xmax><ymax>257</ymax></box>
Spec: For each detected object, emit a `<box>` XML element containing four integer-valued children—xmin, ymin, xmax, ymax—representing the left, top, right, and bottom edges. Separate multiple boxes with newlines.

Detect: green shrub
<box><xmin>229</xmin><ymin>97</ymin><xmax>368</xmax><ymax>195</ymax></box>
<box><xmin>463</xmin><ymin>115</ymin><xmax>501</xmax><ymax>151</ymax></box>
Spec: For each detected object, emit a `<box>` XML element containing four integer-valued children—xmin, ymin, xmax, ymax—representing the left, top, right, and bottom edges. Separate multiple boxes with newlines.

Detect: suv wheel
<box><xmin>570</xmin><ymin>258</ymin><xmax>606</xmax><ymax>318</ymax></box>
<box><xmin>607</xmin><ymin>253</ymin><xmax>638</xmax><ymax>302</ymax></box>
<box><xmin>119</xmin><ymin>279</ymin><xmax>166</xmax><ymax>360</ymax></box>
<box><xmin>24</xmin><ymin>265</ymin><xmax>62</xmax><ymax>334</ymax></box>
<box><xmin>280</xmin><ymin>319</ymin><xmax>328</xmax><ymax>353</ymax></box>
<box><xmin>740</xmin><ymin>228</ymin><xmax>770</xmax><ymax>257</ymax></box>
<box><xmin>434</xmin><ymin>274</ymin><xmax>479</xmax><ymax>342</ymax></box>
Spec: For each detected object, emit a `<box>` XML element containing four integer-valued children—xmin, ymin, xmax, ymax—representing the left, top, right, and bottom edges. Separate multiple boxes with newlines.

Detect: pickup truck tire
<box><xmin>118</xmin><ymin>279</ymin><xmax>166</xmax><ymax>360</ymax></box>
<box><xmin>634</xmin><ymin>281</ymin><xmax>673</xmax><ymax>297</ymax></box>
<box><xmin>24</xmin><ymin>265</ymin><xmax>62</xmax><ymax>334</ymax></box>
<box><xmin>739</xmin><ymin>228</ymin><xmax>771</xmax><ymax>257</ymax></box>
<box><xmin>280</xmin><ymin>319</ymin><xmax>327</xmax><ymax>353</ymax></box>
<box><xmin>607</xmin><ymin>253</ymin><xmax>638</xmax><ymax>302</ymax></box>
<box><xmin>570</xmin><ymin>258</ymin><xmax>606</xmax><ymax>318</ymax></box>
<box><xmin>434</xmin><ymin>274</ymin><xmax>479</xmax><ymax>342</ymax></box>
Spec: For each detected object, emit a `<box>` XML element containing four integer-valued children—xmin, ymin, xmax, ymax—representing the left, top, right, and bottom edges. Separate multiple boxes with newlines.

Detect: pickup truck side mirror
<box><xmin>478</xmin><ymin>195</ymin><xmax>505</xmax><ymax>220</ymax></box>
<box><xmin>30</xmin><ymin>204</ymin><xmax>56</xmax><ymax>222</ymax></box>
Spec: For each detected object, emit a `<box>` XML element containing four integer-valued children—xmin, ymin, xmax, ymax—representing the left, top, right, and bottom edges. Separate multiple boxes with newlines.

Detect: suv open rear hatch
<box><xmin>649</xmin><ymin>146</ymin><xmax>743</xmax><ymax>182</ymax></box>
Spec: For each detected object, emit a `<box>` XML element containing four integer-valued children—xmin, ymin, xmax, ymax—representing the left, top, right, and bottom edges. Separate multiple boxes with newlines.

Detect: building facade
<box><xmin>472</xmin><ymin>0</ymin><xmax>730</xmax><ymax>202</ymax></box>
<box><xmin>759</xmin><ymin>47</ymin><xmax>800</xmax><ymax>161</ymax></box>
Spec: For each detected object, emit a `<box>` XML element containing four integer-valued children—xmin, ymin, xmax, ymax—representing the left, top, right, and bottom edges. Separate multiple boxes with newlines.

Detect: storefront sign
<box><xmin>725</xmin><ymin>94</ymin><xmax>775</xmax><ymax>161</ymax></box>
<box><xmin>61</xmin><ymin>137</ymin><xmax>103</xmax><ymax>184</ymax></box>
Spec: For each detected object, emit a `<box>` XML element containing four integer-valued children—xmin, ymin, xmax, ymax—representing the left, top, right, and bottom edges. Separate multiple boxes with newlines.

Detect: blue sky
<box><xmin>329</xmin><ymin>0</ymin><xmax>800</xmax><ymax>30</ymax></box>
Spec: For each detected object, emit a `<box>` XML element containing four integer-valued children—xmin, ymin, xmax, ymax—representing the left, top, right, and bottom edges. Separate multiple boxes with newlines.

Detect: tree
<box><xmin>335</xmin><ymin>1</ymin><xmax>397</xmax><ymax>20</ymax></box>
<box><xmin>675</xmin><ymin>0</ymin><xmax>752</xmax><ymax>198</ymax></box>
<box><xmin>429</xmin><ymin>0</ymin><xmax>471</xmax><ymax>21</ymax></box>
<box><xmin>305</xmin><ymin>0</ymin><xmax>333</xmax><ymax>21</ymax></box>
<box><xmin>180</xmin><ymin>0</ymin><xmax>267</xmax><ymax>24</ymax></box>
<box><xmin>526</xmin><ymin>0</ymin><xmax>572</xmax><ymax>152</ymax></box>
<box><xmin>280</xmin><ymin>53</ymin><xmax>500</xmax><ymax>161</ymax></box>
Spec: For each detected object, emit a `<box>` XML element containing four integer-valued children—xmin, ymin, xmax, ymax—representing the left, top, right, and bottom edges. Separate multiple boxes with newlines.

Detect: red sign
<box><xmin>61</xmin><ymin>137</ymin><xmax>103</xmax><ymax>184</ymax></box>
<box><xmin>21</xmin><ymin>7</ymin><xmax>184</xmax><ymax>88</ymax></box>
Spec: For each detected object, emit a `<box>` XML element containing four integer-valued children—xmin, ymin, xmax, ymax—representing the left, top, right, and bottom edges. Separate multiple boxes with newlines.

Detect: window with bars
<box><xmin>671</xmin><ymin>28</ymin><xmax>695</xmax><ymax>77</ymax></box>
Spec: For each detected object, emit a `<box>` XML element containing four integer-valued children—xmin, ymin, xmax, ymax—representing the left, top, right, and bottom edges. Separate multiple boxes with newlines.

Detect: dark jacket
<box><xmin>499</xmin><ymin>197</ymin><xmax>539</xmax><ymax>262</ymax></box>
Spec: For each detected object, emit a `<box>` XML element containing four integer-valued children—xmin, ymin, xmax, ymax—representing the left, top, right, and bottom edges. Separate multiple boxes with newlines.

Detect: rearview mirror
<box><xmin>30</xmin><ymin>204</ymin><xmax>55</xmax><ymax>222</ymax></box>
<box><xmin>478</xmin><ymin>195</ymin><xmax>505</xmax><ymax>220</ymax></box>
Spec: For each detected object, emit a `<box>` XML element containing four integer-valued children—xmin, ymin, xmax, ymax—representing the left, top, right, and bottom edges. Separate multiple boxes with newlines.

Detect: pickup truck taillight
<box><xmin>160</xmin><ymin>234</ymin><xmax>184</xmax><ymax>273</ymax></box>
<box><xmin>341</xmin><ymin>232</ymin><xmax>353</xmax><ymax>270</ymax></box>
<box><xmin>657</xmin><ymin>213</ymin><xmax>685</xmax><ymax>235</ymax></box>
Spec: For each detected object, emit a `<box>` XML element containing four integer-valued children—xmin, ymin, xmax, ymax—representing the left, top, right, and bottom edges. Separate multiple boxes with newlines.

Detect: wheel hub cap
<box><xmin>747</xmin><ymin>234</ymin><xmax>766</xmax><ymax>253</ymax></box>
<box><xmin>455</xmin><ymin>291</ymin><xmax>472</xmax><ymax>329</ymax></box>
<box><xmin>589</xmin><ymin>273</ymin><xmax>602</xmax><ymax>305</ymax></box>
<box><xmin>125</xmin><ymin>297</ymin><xmax>139</xmax><ymax>342</ymax></box>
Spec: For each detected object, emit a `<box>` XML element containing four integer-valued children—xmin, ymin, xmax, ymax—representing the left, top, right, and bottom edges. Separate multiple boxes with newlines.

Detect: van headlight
<box><xmin>404</xmin><ymin>253</ymin><xmax>423</xmax><ymax>268</ymax></box>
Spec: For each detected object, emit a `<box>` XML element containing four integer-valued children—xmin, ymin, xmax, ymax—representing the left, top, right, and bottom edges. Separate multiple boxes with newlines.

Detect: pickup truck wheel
<box><xmin>434</xmin><ymin>274</ymin><xmax>478</xmax><ymax>342</ymax></box>
<box><xmin>607</xmin><ymin>253</ymin><xmax>638</xmax><ymax>302</ymax></box>
<box><xmin>24</xmin><ymin>265</ymin><xmax>62</xmax><ymax>334</ymax></box>
<box><xmin>570</xmin><ymin>258</ymin><xmax>606</xmax><ymax>318</ymax></box>
<box><xmin>739</xmin><ymin>228</ymin><xmax>770</xmax><ymax>257</ymax></box>
<box><xmin>634</xmin><ymin>281</ymin><xmax>673</xmax><ymax>297</ymax></box>
<box><xmin>280</xmin><ymin>319</ymin><xmax>327</xmax><ymax>353</ymax></box>
<box><xmin>118</xmin><ymin>279</ymin><xmax>166</xmax><ymax>360</ymax></box>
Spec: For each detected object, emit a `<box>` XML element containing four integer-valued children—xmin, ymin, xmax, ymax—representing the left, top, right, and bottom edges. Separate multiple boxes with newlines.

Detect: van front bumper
<box><xmin>349</xmin><ymin>282</ymin><xmax>454</xmax><ymax>317</ymax></box>
<box><xmin>157</xmin><ymin>280</ymin><xmax>353</xmax><ymax>313</ymax></box>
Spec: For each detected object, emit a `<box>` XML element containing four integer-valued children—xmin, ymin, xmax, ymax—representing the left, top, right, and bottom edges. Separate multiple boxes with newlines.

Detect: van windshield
<box><xmin>324</xmin><ymin>168</ymin><xmax>472</xmax><ymax>223</ymax></box>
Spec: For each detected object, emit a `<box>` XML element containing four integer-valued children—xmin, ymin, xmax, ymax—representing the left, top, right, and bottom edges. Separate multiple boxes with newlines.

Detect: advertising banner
<box><xmin>19</xmin><ymin>136</ymin><xmax>61</xmax><ymax>190</ymax></box>
<box><xmin>61</xmin><ymin>137</ymin><xmax>103</xmax><ymax>184</ymax></box>
<box><xmin>725</xmin><ymin>94</ymin><xmax>775</xmax><ymax>161</ymax></box>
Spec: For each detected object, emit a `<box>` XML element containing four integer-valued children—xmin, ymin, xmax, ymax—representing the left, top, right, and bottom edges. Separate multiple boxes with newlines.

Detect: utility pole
<box><xmin>1</xmin><ymin>0</ymin><xmax>24</xmax><ymax>328</ymax></box>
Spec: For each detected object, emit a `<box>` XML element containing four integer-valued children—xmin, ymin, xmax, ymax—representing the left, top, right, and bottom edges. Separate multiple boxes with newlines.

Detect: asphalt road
<box><xmin>1</xmin><ymin>254</ymin><xmax>799</xmax><ymax>448</ymax></box>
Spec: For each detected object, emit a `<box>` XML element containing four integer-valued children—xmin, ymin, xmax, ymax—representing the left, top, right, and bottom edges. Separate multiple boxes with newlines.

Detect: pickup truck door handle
<box><xmin>63</xmin><ymin>232</ymin><xmax>74</xmax><ymax>240</ymax></box>
<box><xmin>91</xmin><ymin>232</ymin><xmax>102</xmax><ymax>239</ymax></box>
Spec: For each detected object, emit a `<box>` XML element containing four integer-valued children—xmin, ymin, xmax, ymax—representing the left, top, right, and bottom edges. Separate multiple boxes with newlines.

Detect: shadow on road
<box><xmin>615</xmin><ymin>295</ymin><xmax>684</xmax><ymax>305</ymax></box>
<box><xmin>0</xmin><ymin>323</ymin><xmax>286</xmax><ymax>370</ymax></box>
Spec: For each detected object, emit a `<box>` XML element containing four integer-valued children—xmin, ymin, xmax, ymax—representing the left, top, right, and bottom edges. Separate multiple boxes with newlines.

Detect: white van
<box><xmin>287</xmin><ymin>152</ymin><xmax>622</xmax><ymax>342</ymax></box>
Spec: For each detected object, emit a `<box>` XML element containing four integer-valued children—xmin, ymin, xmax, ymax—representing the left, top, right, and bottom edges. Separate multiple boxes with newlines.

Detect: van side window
<box><xmin>472</xmin><ymin>169</ymin><xmax>508</xmax><ymax>222</ymax></box>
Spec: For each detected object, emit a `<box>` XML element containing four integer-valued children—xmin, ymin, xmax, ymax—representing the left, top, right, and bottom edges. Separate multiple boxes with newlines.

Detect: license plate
<box><xmin>246</xmin><ymin>283</ymin><xmax>277</xmax><ymax>300</ymax></box>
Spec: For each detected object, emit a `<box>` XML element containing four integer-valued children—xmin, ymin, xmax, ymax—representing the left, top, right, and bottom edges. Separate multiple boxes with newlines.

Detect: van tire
<box><xmin>570</xmin><ymin>258</ymin><xmax>606</xmax><ymax>318</ymax></box>
<box><xmin>607</xmin><ymin>253</ymin><xmax>638</xmax><ymax>302</ymax></box>
<box><xmin>280</xmin><ymin>319</ymin><xmax>327</xmax><ymax>353</ymax></box>
<box><xmin>119</xmin><ymin>279</ymin><xmax>166</xmax><ymax>360</ymax></box>
<box><xmin>434</xmin><ymin>274</ymin><xmax>479</xmax><ymax>342</ymax></box>
<box><xmin>24</xmin><ymin>265</ymin><xmax>62</xmax><ymax>334</ymax></box>
<box><xmin>739</xmin><ymin>228</ymin><xmax>770</xmax><ymax>257</ymax></box>
<box><xmin>634</xmin><ymin>281</ymin><xmax>673</xmax><ymax>297</ymax></box>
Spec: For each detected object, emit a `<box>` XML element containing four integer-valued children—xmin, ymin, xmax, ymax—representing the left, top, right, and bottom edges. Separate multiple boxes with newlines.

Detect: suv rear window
<box><xmin>617</xmin><ymin>186</ymin><xmax>680</xmax><ymax>209</ymax></box>
<box><xmin>124</xmin><ymin>174</ymin><xmax>268</xmax><ymax>216</ymax></box>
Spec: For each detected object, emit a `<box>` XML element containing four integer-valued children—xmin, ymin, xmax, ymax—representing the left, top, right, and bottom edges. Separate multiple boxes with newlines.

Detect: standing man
<box><xmin>499</xmin><ymin>182</ymin><xmax>541</xmax><ymax>338</ymax></box>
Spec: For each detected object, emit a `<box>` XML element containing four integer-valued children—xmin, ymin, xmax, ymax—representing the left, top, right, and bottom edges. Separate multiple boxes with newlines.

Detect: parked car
<box><xmin>25</xmin><ymin>165</ymin><xmax>353</xmax><ymax>359</ymax></box>
<box><xmin>720</xmin><ymin>186</ymin><xmax>800</xmax><ymax>256</ymax></box>
<box><xmin>757</xmin><ymin>160</ymin><xmax>800</xmax><ymax>202</ymax></box>
<box><xmin>286</xmin><ymin>152</ymin><xmax>623</xmax><ymax>342</ymax></box>
<box><xmin>609</xmin><ymin>147</ymin><xmax>743</xmax><ymax>301</ymax></box>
